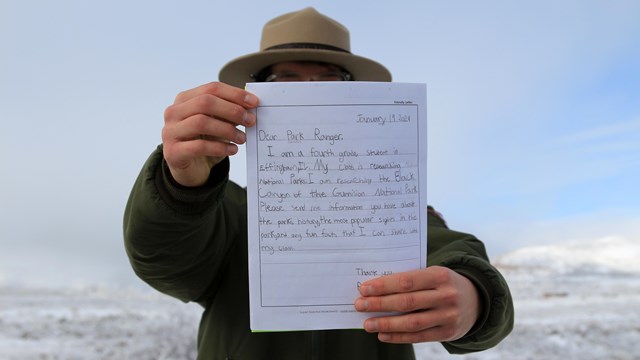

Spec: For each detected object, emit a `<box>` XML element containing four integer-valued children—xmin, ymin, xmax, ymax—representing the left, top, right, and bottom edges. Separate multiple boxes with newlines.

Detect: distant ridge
<box><xmin>494</xmin><ymin>236</ymin><xmax>640</xmax><ymax>276</ymax></box>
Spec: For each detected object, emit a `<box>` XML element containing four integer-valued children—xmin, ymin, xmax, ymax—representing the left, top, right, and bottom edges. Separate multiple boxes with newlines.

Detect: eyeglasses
<box><xmin>263</xmin><ymin>70</ymin><xmax>352</xmax><ymax>82</ymax></box>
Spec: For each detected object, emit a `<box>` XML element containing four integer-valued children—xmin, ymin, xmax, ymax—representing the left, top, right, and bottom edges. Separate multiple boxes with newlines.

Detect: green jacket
<box><xmin>124</xmin><ymin>146</ymin><xmax>513</xmax><ymax>360</ymax></box>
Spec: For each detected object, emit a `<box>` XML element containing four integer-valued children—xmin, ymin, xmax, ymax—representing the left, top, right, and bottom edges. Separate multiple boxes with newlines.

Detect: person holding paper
<box><xmin>124</xmin><ymin>7</ymin><xmax>513</xmax><ymax>360</ymax></box>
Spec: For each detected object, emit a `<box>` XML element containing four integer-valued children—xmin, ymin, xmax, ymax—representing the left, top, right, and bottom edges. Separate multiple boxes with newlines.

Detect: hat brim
<box><xmin>218</xmin><ymin>48</ymin><xmax>392</xmax><ymax>87</ymax></box>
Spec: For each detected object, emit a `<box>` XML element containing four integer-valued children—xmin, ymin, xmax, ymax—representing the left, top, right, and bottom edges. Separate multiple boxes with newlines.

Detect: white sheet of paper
<box><xmin>245</xmin><ymin>81</ymin><xmax>427</xmax><ymax>331</ymax></box>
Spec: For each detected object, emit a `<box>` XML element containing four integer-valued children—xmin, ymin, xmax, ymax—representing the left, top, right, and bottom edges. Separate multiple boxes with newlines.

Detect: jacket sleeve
<box><xmin>123</xmin><ymin>146</ymin><xmax>245</xmax><ymax>305</ymax></box>
<box><xmin>426</xmin><ymin>210</ymin><xmax>514</xmax><ymax>353</ymax></box>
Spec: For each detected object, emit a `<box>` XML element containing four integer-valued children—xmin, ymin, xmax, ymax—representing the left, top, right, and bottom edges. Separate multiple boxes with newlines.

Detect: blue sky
<box><xmin>1</xmin><ymin>0</ymin><xmax>638</xmax><ymax>288</ymax></box>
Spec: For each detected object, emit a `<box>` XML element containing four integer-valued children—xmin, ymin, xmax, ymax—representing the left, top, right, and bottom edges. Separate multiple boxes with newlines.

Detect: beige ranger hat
<box><xmin>218</xmin><ymin>7</ymin><xmax>392</xmax><ymax>87</ymax></box>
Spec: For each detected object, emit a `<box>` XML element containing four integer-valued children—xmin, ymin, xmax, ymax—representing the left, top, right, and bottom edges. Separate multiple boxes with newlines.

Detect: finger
<box><xmin>359</xmin><ymin>266</ymin><xmax>452</xmax><ymax>297</ymax></box>
<box><xmin>355</xmin><ymin>289</ymin><xmax>437</xmax><ymax>313</ymax></box>
<box><xmin>165</xmin><ymin>93</ymin><xmax>257</xmax><ymax>128</ymax></box>
<box><xmin>174</xmin><ymin>81</ymin><xmax>259</xmax><ymax>108</ymax></box>
<box><xmin>166</xmin><ymin>114</ymin><xmax>246</xmax><ymax>145</ymax></box>
<box><xmin>363</xmin><ymin>309</ymin><xmax>456</xmax><ymax>338</ymax></box>
<box><xmin>376</xmin><ymin>325</ymin><xmax>459</xmax><ymax>344</ymax></box>
<box><xmin>167</xmin><ymin>138</ymin><xmax>238</xmax><ymax>163</ymax></box>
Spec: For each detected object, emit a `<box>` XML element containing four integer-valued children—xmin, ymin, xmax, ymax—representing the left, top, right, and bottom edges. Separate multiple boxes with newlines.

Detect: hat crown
<box><xmin>218</xmin><ymin>7</ymin><xmax>391</xmax><ymax>87</ymax></box>
<box><xmin>260</xmin><ymin>7</ymin><xmax>351</xmax><ymax>52</ymax></box>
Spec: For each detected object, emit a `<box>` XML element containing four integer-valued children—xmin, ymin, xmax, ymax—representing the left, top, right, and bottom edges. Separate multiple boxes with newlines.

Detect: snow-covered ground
<box><xmin>415</xmin><ymin>236</ymin><xmax>640</xmax><ymax>360</ymax></box>
<box><xmin>0</xmin><ymin>286</ymin><xmax>201</xmax><ymax>360</ymax></box>
<box><xmin>1</xmin><ymin>236</ymin><xmax>639</xmax><ymax>359</ymax></box>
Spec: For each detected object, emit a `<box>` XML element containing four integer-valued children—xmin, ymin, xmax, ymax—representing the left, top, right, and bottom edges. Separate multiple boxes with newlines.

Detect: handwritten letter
<box><xmin>246</xmin><ymin>82</ymin><xmax>427</xmax><ymax>331</ymax></box>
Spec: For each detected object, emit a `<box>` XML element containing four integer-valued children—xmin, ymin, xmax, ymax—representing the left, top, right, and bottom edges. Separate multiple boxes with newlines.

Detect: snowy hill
<box><xmin>415</xmin><ymin>236</ymin><xmax>640</xmax><ymax>360</ymax></box>
<box><xmin>1</xmin><ymin>237</ymin><xmax>639</xmax><ymax>359</ymax></box>
<box><xmin>493</xmin><ymin>236</ymin><xmax>640</xmax><ymax>276</ymax></box>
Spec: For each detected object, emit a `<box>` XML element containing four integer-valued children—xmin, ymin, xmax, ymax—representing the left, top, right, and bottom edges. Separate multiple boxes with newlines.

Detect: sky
<box><xmin>1</xmin><ymin>0</ymin><xmax>639</xmax><ymax>288</ymax></box>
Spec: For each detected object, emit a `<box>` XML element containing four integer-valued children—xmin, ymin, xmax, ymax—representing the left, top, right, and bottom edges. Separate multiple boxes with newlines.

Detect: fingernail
<box><xmin>227</xmin><ymin>144</ymin><xmax>238</xmax><ymax>155</ymax></box>
<box><xmin>378</xmin><ymin>333</ymin><xmax>391</xmax><ymax>342</ymax></box>
<box><xmin>243</xmin><ymin>111</ymin><xmax>255</xmax><ymax>126</ymax></box>
<box><xmin>364</xmin><ymin>319</ymin><xmax>378</xmax><ymax>332</ymax></box>
<box><xmin>244</xmin><ymin>94</ymin><xmax>258</xmax><ymax>106</ymax></box>
<box><xmin>355</xmin><ymin>299</ymin><xmax>368</xmax><ymax>311</ymax></box>
<box><xmin>236</xmin><ymin>131</ymin><xmax>246</xmax><ymax>143</ymax></box>
<box><xmin>361</xmin><ymin>285</ymin><xmax>372</xmax><ymax>296</ymax></box>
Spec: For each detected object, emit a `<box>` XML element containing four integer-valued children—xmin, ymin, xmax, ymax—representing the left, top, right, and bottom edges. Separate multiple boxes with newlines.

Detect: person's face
<box><xmin>265</xmin><ymin>61</ymin><xmax>350</xmax><ymax>82</ymax></box>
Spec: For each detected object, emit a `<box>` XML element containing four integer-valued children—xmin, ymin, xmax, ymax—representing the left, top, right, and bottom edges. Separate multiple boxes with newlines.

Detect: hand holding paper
<box><xmin>162</xmin><ymin>82</ymin><xmax>258</xmax><ymax>187</ymax></box>
<box><xmin>355</xmin><ymin>266</ymin><xmax>480</xmax><ymax>343</ymax></box>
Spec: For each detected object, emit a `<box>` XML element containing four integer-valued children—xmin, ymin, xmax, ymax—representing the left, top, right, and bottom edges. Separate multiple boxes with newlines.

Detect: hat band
<box><xmin>264</xmin><ymin>42</ymin><xmax>351</xmax><ymax>54</ymax></box>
